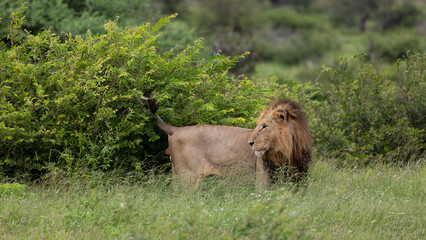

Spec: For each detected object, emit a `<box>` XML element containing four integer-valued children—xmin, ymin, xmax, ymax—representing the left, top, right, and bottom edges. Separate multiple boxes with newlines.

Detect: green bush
<box><xmin>370</xmin><ymin>30</ymin><xmax>426</xmax><ymax>62</ymax></box>
<box><xmin>376</xmin><ymin>1</ymin><xmax>423</xmax><ymax>30</ymax></box>
<box><xmin>256</xmin><ymin>7</ymin><xmax>334</xmax><ymax>65</ymax></box>
<box><xmin>180</xmin><ymin>0</ymin><xmax>267</xmax><ymax>74</ymax></box>
<box><xmin>156</xmin><ymin>21</ymin><xmax>201</xmax><ymax>54</ymax></box>
<box><xmin>265</xmin><ymin>7</ymin><xmax>331</xmax><ymax>31</ymax></box>
<box><xmin>256</xmin><ymin>29</ymin><xmax>334</xmax><ymax>65</ymax></box>
<box><xmin>315</xmin><ymin>0</ymin><xmax>423</xmax><ymax>31</ymax></box>
<box><xmin>275</xmin><ymin>54</ymin><xmax>425</xmax><ymax>166</ymax></box>
<box><xmin>0</xmin><ymin>11</ymin><xmax>267</xmax><ymax>179</ymax></box>
<box><xmin>0</xmin><ymin>183</ymin><xmax>29</xmax><ymax>196</ymax></box>
<box><xmin>0</xmin><ymin>0</ymin><xmax>159</xmax><ymax>42</ymax></box>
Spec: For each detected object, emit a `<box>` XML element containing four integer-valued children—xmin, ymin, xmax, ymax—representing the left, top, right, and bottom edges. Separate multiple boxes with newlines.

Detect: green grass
<box><xmin>1</xmin><ymin>161</ymin><xmax>425</xmax><ymax>239</ymax></box>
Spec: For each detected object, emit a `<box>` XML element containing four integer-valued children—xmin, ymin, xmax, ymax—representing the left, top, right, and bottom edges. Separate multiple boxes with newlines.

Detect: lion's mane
<box><xmin>263</xmin><ymin>99</ymin><xmax>312</xmax><ymax>178</ymax></box>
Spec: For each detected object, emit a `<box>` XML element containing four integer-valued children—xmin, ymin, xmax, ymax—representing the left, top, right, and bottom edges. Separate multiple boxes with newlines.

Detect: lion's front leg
<box><xmin>255</xmin><ymin>156</ymin><xmax>269</xmax><ymax>191</ymax></box>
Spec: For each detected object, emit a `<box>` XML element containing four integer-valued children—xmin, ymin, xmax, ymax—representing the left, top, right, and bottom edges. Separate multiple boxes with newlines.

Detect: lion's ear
<box><xmin>276</xmin><ymin>109</ymin><xmax>287</xmax><ymax>122</ymax></box>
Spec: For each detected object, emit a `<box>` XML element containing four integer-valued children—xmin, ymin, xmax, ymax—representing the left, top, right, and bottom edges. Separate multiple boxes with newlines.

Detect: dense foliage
<box><xmin>0</xmin><ymin>10</ymin><xmax>266</xmax><ymax>178</ymax></box>
<box><xmin>275</xmin><ymin>53</ymin><xmax>425</xmax><ymax>166</ymax></box>
<box><xmin>0</xmin><ymin>0</ymin><xmax>159</xmax><ymax>39</ymax></box>
<box><xmin>2</xmin><ymin>0</ymin><xmax>425</xmax><ymax>76</ymax></box>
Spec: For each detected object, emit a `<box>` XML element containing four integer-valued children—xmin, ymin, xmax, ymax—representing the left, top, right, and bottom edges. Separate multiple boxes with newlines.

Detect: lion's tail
<box><xmin>155</xmin><ymin>115</ymin><xmax>176</xmax><ymax>135</ymax></box>
<box><xmin>142</xmin><ymin>97</ymin><xmax>176</xmax><ymax>135</ymax></box>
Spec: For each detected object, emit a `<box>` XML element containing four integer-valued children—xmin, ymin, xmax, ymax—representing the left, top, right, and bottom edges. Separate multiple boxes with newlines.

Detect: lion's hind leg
<box><xmin>171</xmin><ymin>170</ymin><xmax>202</xmax><ymax>191</ymax></box>
<box><xmin>168</xmin><ymin>152</ymin><xmax>203</xmax><ymax>190</ymax></box>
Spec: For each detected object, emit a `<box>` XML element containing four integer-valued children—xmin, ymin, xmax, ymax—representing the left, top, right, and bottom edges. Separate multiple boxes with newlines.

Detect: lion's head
<box><xmin>248</xmin><ymin>99</ymin><xmax>312</xmax><ymax>178</ymax></box>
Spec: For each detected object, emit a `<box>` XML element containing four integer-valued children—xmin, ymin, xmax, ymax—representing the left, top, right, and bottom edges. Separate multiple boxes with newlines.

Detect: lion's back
<box><xmin>169</xmin><ymin>125</ymin><xmax>256</xmax><ymax>166</ymax></box>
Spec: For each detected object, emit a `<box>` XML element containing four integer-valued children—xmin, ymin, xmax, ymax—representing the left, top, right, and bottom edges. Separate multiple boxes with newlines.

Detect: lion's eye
<box><xmin>261</xmin><ymin>124</ymin><xmax>267</xmax><ymax>130</ymax></box>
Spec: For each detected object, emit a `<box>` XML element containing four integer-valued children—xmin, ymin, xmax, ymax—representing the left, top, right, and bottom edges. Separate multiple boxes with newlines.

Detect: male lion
<box><xmin>248</xmin><ymin>99</ymin><xmax>312</xmax><ymax>182</ymax></box>
<box><xmin>143</xmin><ymin>97</ymin><xmax>311</xmax><ymax>189</ymax></box>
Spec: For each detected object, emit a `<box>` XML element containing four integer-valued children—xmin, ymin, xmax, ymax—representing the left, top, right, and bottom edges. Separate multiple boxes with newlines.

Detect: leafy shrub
<box><xmin>265</xmin><ymin>7</ymin><xmax>331</xmax><ymax>31</ymax></box>
<box><xmin>275</xmin><ymin>54</ymin><xmax>425</xmax><ymax>166</ymax></box>
<box><xmin>370</xmin><ymin>30</ymin><xmax>426</xmax><ymax>62</ymax></box>
<box><xmin>0</xmin><ymin>0</ymin><xmax>159</xmax><ymax>42</ymax></box>
<box><xmin>181</xmin><ymin>0</ymin><xmax>265</xmax><ymax>36</ymax></box>
<box><xmin>0</xmin><ymin>11</ymin><xmax>267</xmax><ymax>179</ymax></box>
<box><xmin>256</xmin><ymin>7</ymin><xmax>334</xmax><ymax>65</ymax></box>
<box><xmin>256</xmin><ymin>28</ymin><xmax>334</xmax><ymax>65</ymax></box>
<box><xmin>315</xmin><ymin>0</ymin><xmax>423</xmax><ymax>31</ymax></box>
<box><xmin>180</xmin><ymin>0</ymin><xmax>267</xmax><ymax>74</ymax></box>
<box><xmin>0</xmin><ymin>183</ymin><xmax>29</xmax><ymax>196</ymax></box>
<box><xmin>376</xmin><ymin>1</ymin><xmax>423</xmax><ymax>30</ymax></box>
<box><xmin>156</xmin><ymin>21</ymin><xmax>201</xmax><ymax>54</ymax></box>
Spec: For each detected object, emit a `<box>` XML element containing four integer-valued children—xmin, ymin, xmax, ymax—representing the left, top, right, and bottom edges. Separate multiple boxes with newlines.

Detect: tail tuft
<box><xmin>142</xmin><ymin>97</ymin><xmax>175</xmax><ymax>135</ymax></box>
<box><xmin>146</xmin><ymin>98</ymin><xmax>159</xmax><ymax>114</ymax></box>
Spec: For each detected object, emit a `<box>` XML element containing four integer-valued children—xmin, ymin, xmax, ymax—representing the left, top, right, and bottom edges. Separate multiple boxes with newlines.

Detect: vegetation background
<box><xmin>0</xmin><ymin>0</ymin><xmax>425</xmax><ymax>239</ymax></box>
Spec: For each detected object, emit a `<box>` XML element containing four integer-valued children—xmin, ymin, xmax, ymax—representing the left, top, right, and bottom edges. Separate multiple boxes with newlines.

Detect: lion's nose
<box><xmin>249</xmin><ymin>141</ymin><xmax>254</xmax><ymax>147</ymax></box>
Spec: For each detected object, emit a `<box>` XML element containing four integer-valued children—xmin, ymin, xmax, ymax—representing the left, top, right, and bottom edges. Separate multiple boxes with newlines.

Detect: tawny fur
<box><xmin>156</xmin><ymin>117</ymin><xmax>256</xmax><ymax>188</ymax></box>
<box><xmin>148</xmin><ymin>98</ymin><xmax>311</xmax><ymax>187</ymax></box>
